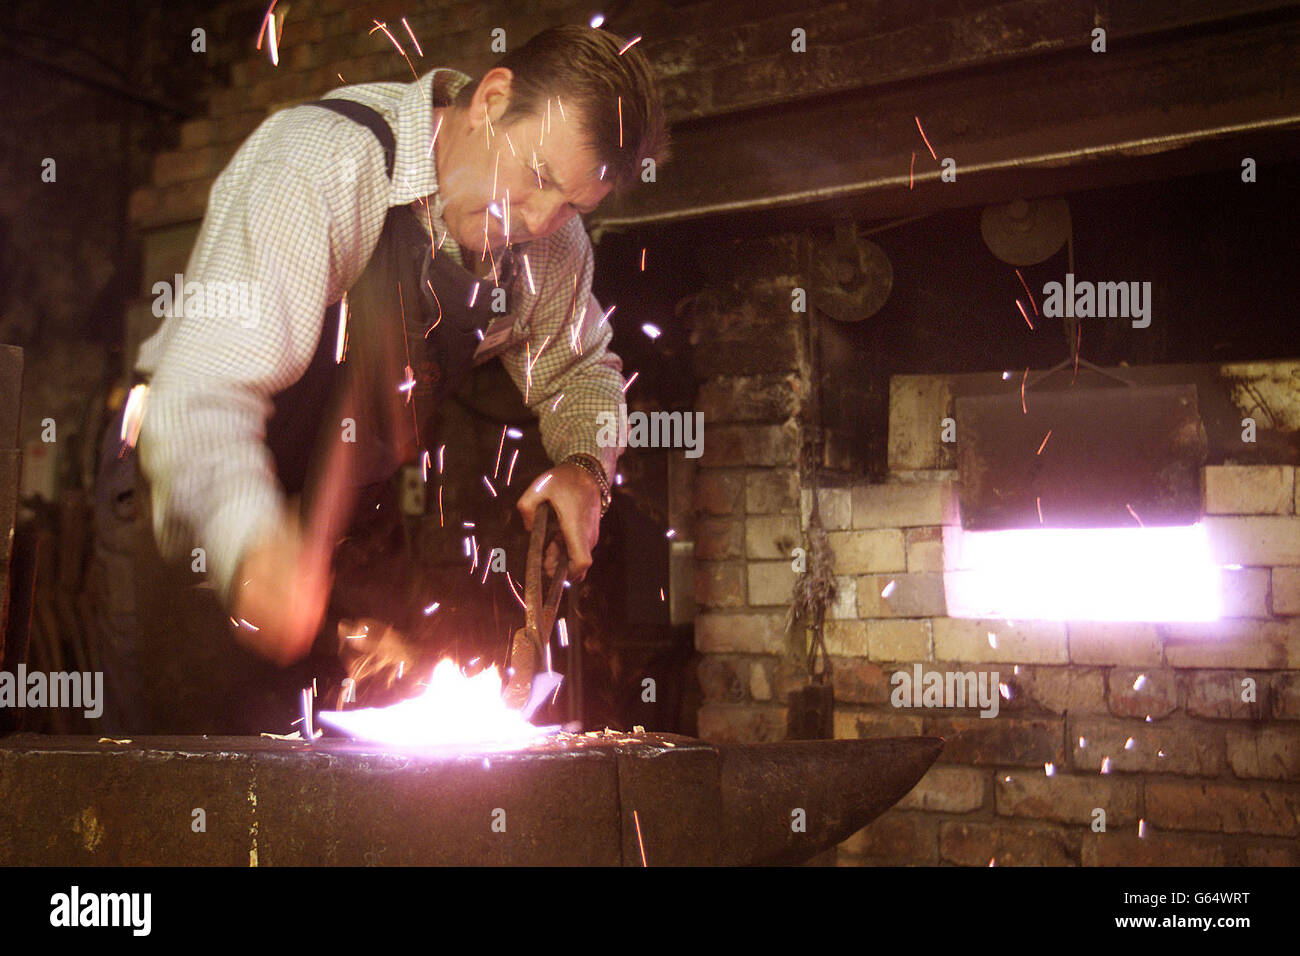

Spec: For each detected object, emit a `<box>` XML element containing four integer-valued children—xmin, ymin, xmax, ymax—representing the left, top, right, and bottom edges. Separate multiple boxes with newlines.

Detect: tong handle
<box><xmin>524</xmin><ymin>500</ymin><xmax>569</xmax><ymax>660</ymax></box>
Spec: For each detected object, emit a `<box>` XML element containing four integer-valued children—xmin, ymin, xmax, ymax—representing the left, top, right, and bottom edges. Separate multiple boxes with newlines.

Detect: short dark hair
<box><xmin>456</xmin><ymin>25</ymin><xmax>669</xmax><ymax>195</ymax></box>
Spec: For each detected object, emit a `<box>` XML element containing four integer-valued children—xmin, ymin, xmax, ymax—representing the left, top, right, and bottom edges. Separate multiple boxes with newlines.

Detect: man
<box><xmin>132</xmin><ymin>25</ymin><xmax>668</xmax><ymax>681</ymax></box>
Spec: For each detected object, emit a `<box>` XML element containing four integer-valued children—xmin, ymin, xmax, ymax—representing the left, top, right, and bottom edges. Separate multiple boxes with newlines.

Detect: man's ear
<box><xmin>467</xmin><ymin>67</ymin><xmax>515</xmax><ymax>131</ymax></box>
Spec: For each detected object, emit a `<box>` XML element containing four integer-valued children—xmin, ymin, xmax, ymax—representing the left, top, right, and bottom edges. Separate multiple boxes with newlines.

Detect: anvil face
<box><xmin>0</xmin><ymin>733</ymin><xmax>942</xmax><ymax>866</ymax></box>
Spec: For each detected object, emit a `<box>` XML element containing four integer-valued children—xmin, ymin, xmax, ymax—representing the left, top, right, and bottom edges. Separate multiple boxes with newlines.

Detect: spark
<box><xmin>987</xmin><ymin>631</ymin><xmax>998</xmax><ymax>649</ymax></box>
<box><xmin>590</xmin><ymin>13</ymin><xmax>605</xmax><ymax>28</ymax></box>
<box><xmin>914</xmin><ymin>115</ymin><xmax>937</xmax><ymax>161</ymax></box>
<box><xmin>557</xmin><ymin>618</ymin><xmax>569</xmax><ymax>647</ymax></box>
<box><xmin>505</xmin><ymin>571</ymin><xmax>526</xmax><ymax>608</ymax></box>
<box><xmin>494</xmin><ymin>425</ymin><xmax>507</xmax><ymax>478</ymax></box>
<box><xmin>463</xmin><ymin>521</ymin><xmax>476</xmax><ymax>529</ymax></box>
<box><xmin>337</xmin><ymin>73</ymin><xmax>344</xmax><ymax>83</ymax></box>
<box><xmin>423</xmin><ymin>601</ymin><xmax>440</xmax><ymax>616</ymax></box>
<box><xmin>1044</xmin><ymin>762</ymin><xmax>1055</xmax><ymax>777</ymax></box>
<box><xmin>881</xmin><ymin>580</ymin><xmax>897</xmax><ymax>599</ymax></box>
<box><xmin>255</xmin><ymin>1</ymin><xmax>279</xmax><ymax>51</ymax></box>
<box><xmin>999</xmin><ymin>682</ymin><xmax>1011</xmax><ymax>699</ymax></box>
<box><xmin>301</xmin><ymin>688</ymin><xmax>313</xmax><ymax>740</ymax></box>
<box><xmin>424</xmin><ymin>279</ymin><xmax>442</xmax><ymax>335</ymax></box>
<box><xmin>617</xmin><ymin>96</ymin><xmax>623</xmax><ymax>148</ymax></box>
<box><xmin>335</xmin><ymin>295</ymin><xmax>349</xmax><ymax>362</ymax></box>
<box><xmin>427</xmin><ymin>113</ymin><xmax>443</xmax><ymax>156</ymax></box>
<box><xmin>1015</xmin><ymin>268</ymin><xmax>1038</xmax><ymax>315</ymax></box>
<box><xmin>506</xmin><ymin>448</ymin><xmax>520</xmax><ymax>485</ymax></box>
<box><xmin>1036</xmin><ymin>430</ymin><xmax>1052</xmax><ymax>455</ymax></box>
<box><xmin>908</xmin><ymin>151</ymin><xmax>915</xmax><ymax>190</ymax></box>
<box><xmin>535</xmin><ymin>474</ymin><xmax>553</xmax><ymax>493</ymax></box>
<box><xmin>120</xmin><ymin>384</ymin><xmax>148</xmax><ymax>448</ymax></box>
<box><xmin>641</xmin><ymin>322</ymin><xmax>662</xmax><ymax>339</ymax></box>
<box><xmin>482</xmin><ymin>476</ymin><xmax>498</xmax><ymax>497</ymax></box>
<box><xmin>421</xmin><ymin>450</ymin><xmax>431</xmax><ymax>482</ymax></box>
<box><xmin>640</xmin><ymin>247</ymin><xmax>647</xmax><ymax>271</ymax></box>
<box><xmin>1133</xmin><ymin>674</ymin><xmax>1147</xmax><ymax>691</ymax></box>
<box><xmin>1020</xmin><ymin>368</ymin><xmax>1028</xmax><ymax>414</ymax></box>
<box><xmin>665</xmin><ymin>528</ymin><xmax>676</xmax><ymax>539</ymax></box>
<box><xmin>523</xmin><ymin>254</ymin><xmax>537</xmax><ymax>294</ymax></box>
<box><xmin>504</xmin><ymin>131</ymin><xmax>517</xmax><ymax>157</ymax></box>
<box><xmin>621</xmin><ymin>371</ymin><xmax>639</xmax><ymax>393</ymax></box>
<box><xmin>1138</xmin><ymin>818</ymin><xmax>1146</xmax><ymax>839</ymax></box>
<box><xmin>550</xmin><ymin>393</ymin><xmax>565</xmax><ymax>412</ymax></box>
<box><xmin>369</xmin><ymin>20</ymin><xmax>419</xmax><ymax>83</ymax></box>
<box><xmin>463</xmin><ymin>537</ymin><xmax>472</xmax><ymax>558</ymax></box>
<box><xmin>506</xmin><ymin>427</ymin><xmax>523</xmax><ymax>439</ymax></box>
<box><xmin>557</xmin><ymin>96</ymin><xmax>565</xmax><ymax>122</ymax></box>
<box><xmin>401</xmin><ymin>17</ymin><xmax>424</xmax><ymax>57</ymax></box>
<box><xmin>1073</xmin><ymin>323</ymin><xmax>1082</xmax><ymax>380</ymax></box>
<box><xmin>266</xmin><ymin>9</ymin><xmax>282</xmax><ymax>66</ymax></box>
<box><xmin>1100</xmin><ymin>756</ymin><xmax>1112</xmax><ymax>774</ymax></box>
<box><xmin>1079</xmin><ymin>736</ymin><xmax>1087</xmax><ymax>749</ymax></box>
<box><xmin>1158</xmin><ymin>749</ymin><xmax>1166</xmax><ymax>758</ymax></box>
<box><xmin>491</xmin><ymin>150</ymin><xmax>499</xmax><ymax>201</ymax></box>
<box><xmin>398</xmin><ymin>365</ymin><xmax>416</xmax><ymax>397</ymax></box>
<box><xmin>659</xmin><ymin>587</ymin><xmax>666</xmax><ymax>601</ymax></box>
<box><xmin>1126</xmin><ymin>503</ymin><xmax>1144</xmax><ymax>527</ymax></box>
<box><xmin>1124</xmin><ymin>736</ymin><xmax>1135</xmax><ymax>750</ymax></box>
<box><xmin>438</xmin><ymin>485</ymin><xmax>444</xmax><ymax>525</ymax></box>
<box><xmin>618</xmin><ymin>36</ymin><xmax>643</xmax><ymax>55</ymax></box>
<box><xmin>481</xmin><ymin>559</ymin><xmax>492</xmax><ymax>584</ymax></box>
<box><xmin>468</xmin><ymin>281</ymin><xmax>480</xmax><ymax>308</ymax></box>
<box><xmin>1016</xmin><ymin>299</ymin><xmax>1034</xmax><ymax>330</ymax></box>
<box><xmin>437</xmin><ymin>444</ymin><xmax>445</xmax><ymax>474</ymax></box>
<box><xmin>598</xmin><ymin>164</ymin><xmax>607</xmax><ymax>180</ymax></box>
<box><xmin>237</xmin><ymin>618</ymin><xmax>259</xmax><ymax>632</ymax></box>
<box><xmin>632</xmin><ymin>809</ymin><xmax>647</xmax><ymax>866</ymax></box>
<box><xmin>1036</xmin><ymin>496</ymin><xmax>1043</xmax><ymax>524</ymax></box>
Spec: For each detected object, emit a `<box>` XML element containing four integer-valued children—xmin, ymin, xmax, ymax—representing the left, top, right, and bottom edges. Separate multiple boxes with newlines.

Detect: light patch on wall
<box><xmin>942</xmin><ymin>523</ymin><xmax>1221</xmax><ymax>621</ymax></box>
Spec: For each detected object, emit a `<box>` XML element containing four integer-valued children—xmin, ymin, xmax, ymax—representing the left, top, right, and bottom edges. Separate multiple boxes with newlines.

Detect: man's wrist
<box><xmin>560</xmin><ymin>453</ymin><xmax>612</xmax><ymax>515</ymax></box>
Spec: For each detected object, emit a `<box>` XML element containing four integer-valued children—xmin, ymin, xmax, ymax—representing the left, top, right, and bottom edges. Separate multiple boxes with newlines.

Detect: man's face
<box><xmin>434</xmin><ymin>69</ymin><xmax>613</xmax><ymax>258</ymax></box>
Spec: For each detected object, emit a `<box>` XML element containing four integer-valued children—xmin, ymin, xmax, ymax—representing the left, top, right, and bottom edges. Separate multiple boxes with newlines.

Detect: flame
<box><xmin>318</xmin><ymin>660</ymin><xmax>558</xmax><ymax>750</ymax></box>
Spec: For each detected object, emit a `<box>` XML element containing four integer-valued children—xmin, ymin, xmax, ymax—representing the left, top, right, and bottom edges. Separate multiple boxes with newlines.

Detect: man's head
<box><xmin>432</xmin><ymin>25</ymin><xmax>669</xmax><ymax>257</ymax></box>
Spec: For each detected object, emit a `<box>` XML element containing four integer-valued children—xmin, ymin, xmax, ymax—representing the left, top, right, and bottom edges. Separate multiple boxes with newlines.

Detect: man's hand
<box><xmin>516</xmin><ymin>462</ymin><xmax>602</xmax><ymax>581</ymax></box>
<box><xmin>229</xmin><ymin>515</ymin><xmax>330</xmax><ymax>666</ymax></box>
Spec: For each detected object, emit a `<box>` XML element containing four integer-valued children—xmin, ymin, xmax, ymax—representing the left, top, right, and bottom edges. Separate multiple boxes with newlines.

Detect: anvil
<box><xmin>0</xmin><ymin>732</ymin><xmax>942</xmax><ymax>865</ymax></box>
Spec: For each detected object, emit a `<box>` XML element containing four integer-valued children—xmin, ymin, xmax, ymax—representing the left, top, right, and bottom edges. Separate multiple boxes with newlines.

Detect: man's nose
<box><xmin>520</xmin><ymin>191</ymin><xmax>575</xmax><ymax>239</ymax></box>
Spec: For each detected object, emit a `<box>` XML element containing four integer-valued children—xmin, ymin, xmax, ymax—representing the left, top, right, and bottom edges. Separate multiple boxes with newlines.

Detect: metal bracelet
<box><xmin>561</xmin><ymin>453</ymin><xmax>611</xmax><ymax>515</ymax></box>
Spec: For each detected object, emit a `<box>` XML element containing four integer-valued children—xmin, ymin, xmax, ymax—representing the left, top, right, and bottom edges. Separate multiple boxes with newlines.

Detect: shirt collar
<box><xmin>391</xmin><ymin>68</ymin><xmax>472</xmax><ymax>209</ymax></box>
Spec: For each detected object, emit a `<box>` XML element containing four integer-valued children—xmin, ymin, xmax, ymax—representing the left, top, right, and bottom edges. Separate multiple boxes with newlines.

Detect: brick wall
<box><xmin>684</xmin><ymin>238</ymin><xmax>1300</xmax><ymax>864</ymax></box>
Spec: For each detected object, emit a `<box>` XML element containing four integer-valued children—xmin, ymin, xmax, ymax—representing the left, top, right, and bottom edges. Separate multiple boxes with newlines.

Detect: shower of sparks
<box><xmin>1133</xmin><ymin>674</ymin><xmax>1148</xmax><ymax>691</ymax></box>
<box><xmin>1036</xmin><ymin>496</ymin><xmax>1043</xmax><ymax>523</ymax></box>
<box><xmin>482</xmin><ymin>476</ymin><xmax>498</xmax><ymax>497</ymax></box>
<box><xmin>1036</xmin><ymin>430</ymin><xmax>1052</xmax><ymax>455</ymax></box>
<box><xmin>621</xmin><ymin>371</ymin><xmax>640</xmax><ymax>393</ymax></box>
<box><xmin>494</xmin><ymin>425</ymin><xmax>507</xmax><ymax>478</ymax></box>
<box><xmin>506</xmin><ymin>448</ymin><xmax>520</xmax><ymax>485</ymax></box>
<box><xmin>909</xmin><ymin>151</ymin><xmax>915</xmax><ymax>190</ymax></box>
<box><xmin>1126</xmin><ymin>503</ymin><xmax>1144</xmax><ymax>526</ymax></box>
<box><xmin>914</xmin><ymin>116</ymin><xmax>937</xmax><ymax>161</ymax></box>
<box><xmin>1015</xmin><ymin>268</ymin><xmax>1039</xmax><ymax>315</ymax></box>
<box><xmin>641</xmin><ymin>322</ymin><xmax>662</xmax><ymax>339</ymax></box>
<box><xmin>1100</xmin><ymin>756</ymin><xmax>1112</xmax><ymax>774</ymax></box>
<box><xmin>618</xmin><ymin>36</ymin><xmax>643</xmax><ymax>55</ymax></box>
<box><xmin>523</xmin><ymin>254</ymin><xmax>537</xmax><ymax>294</ymax></box>
<box><xmin>1020</xmin><ymin>368</ymin><xmax>1028</xmax><ymax>414</ymax></box>
<box><xmin>881</xmin><ymin>580</ymin><xmax>897</xmax><ymax>599</ymax></box>
<box><xmin>632</xmin><ymin>809</ymin><xmax>648</xmax><ymax>866</ymax></box>
<box><xmin>617</xmin><ymin>96</ymin><xmax>624</xmax><ymax>148</ymax></box>
<box><xmin>369</xmin><ymin>20</ymin><xmax>419</xmax><ymax>83</ymax></box>
<box><xmin>987</xmin><ymin>631</ymin><xmax>998</xmax><ymax>649</ymax></box>
<box><xmin>335</xmin><ymin>295</ymin><xmax>349</xmax><ymax>362</ymax></box>
<box><xmin>401</xmin><ymin>17</ymin><xmax>423</xmax><ymax>56</ymax></box>
<box><xmin>1044</xmin><ymin>762</ymin><xmax>1055</xmax><ymax>777</ymax></box>
<box><xmin>640</xmin><ymin>248</ymin><xmax>647</xmax><ymax>271</ymax></box>
<box><xmin>1016</xmin><ymin>299</ymin><xmax>1034</xmax><ymax>331</ymax></box>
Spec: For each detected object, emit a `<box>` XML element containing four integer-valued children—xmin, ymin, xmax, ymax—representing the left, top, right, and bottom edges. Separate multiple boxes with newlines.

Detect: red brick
<box><xmin>696</xmin><ymin>469</ymin><xmax>744</xmax><ymax>515</ymax></box>
<box><xmin>834</xmin><ymin>709</ymin><xmax>923</xmax><ymax>739</ymax></box>
<box><xmin>1185</xmin><ymin>670</ymin><xmax>1270</xmax><ymax>719</ymax></box>
<box><xmin>1226</xmin><ymin>726</ymin><xmax>1300</xmax><ymax>780</ymax></box>
<box><xmin>1107</xmin><ymin>668</ymin><xmax>1177</xmax><ymax>719</ymax></box>
<box><xmin>996</xmin><ymin>771</ymin><xmax>1138</xmax><ymax>825</ymax></box>
<box><xmin>1069</xmin><ymin>716</ymin><xmax>1224</xmax><ymax>776</ymax></box>
<box><xmin>829</xmin><ymin>657</ymin><xmax>891</xmax><ymax>705</ymax></box>
<box><xmin>1023</xmin><ymin>666</ymin><xmax>1107</xmax><ymax>715</ymax></box>
<box><xmin>744</xmin><ymin>468</ymin><xmax>799</xmax><ymax>513</ymax></box>
<box><xmin>840</xmin><ymin>810</ymin><xmax>938</xmax><ymax>863</ymax></box>
<box><xmin>694</xmin><ymin>561</ymin><xmax>745</xmax><ymax>608</ymax></box>
<box><xmin>940</xmin><ymin>821</ymin><xmax>1079</xmax><ymax>866</ymax></box>
<box><xmin>1146</xmin><ymin>781</ymin><xmax>1299</xmax><ymax>836</ymax></box>
<box><xmin>1082</xmin><ymin>833</ymin><xmax>1227</xmax><ymax>866</ymax></box>
<box><xmin>693</xmin><ymin>517</ymin><xmax>744</xmax><ymax>560</ymax></box>
<box><xmin>897</xmin><ymin>766</ymin><xmax>986</xmax><ymax>813</ymax></box>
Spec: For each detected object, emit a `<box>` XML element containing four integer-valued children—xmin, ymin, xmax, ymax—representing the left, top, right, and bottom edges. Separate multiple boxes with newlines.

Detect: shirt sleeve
<box><xmin>138</xmin><ymin>110</ymin><xmax>388</xmax><ymax>602</ymax></box>
<box><xmin>497</xmin><ymin>218</ymin><xmax>627</xmax><ymax>482</ymax></box>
